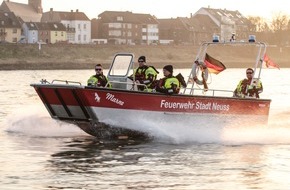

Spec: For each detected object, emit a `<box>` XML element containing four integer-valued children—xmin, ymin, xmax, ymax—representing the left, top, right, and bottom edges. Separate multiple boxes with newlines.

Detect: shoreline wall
<box><xmin>0</xmin><ymin>44</ymin><xmax>289</xmax><ymax>70</ymax></box>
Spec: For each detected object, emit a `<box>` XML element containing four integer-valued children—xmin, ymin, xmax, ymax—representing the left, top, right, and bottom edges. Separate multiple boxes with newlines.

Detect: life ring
<box><xmin>192</xmin><ymin>61</ymin><xmax>208</xmax><ymax>85</ymax></box>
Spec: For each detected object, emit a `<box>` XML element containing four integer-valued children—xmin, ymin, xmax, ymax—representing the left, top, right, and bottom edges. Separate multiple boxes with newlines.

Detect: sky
<box><xmin>11</xmin><ymin>0</ymin><xmax>290</xmax><ymax>21</ymax></box>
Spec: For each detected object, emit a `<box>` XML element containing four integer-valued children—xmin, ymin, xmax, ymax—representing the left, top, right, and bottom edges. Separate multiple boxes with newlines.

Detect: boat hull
<box><xmin>31</xmin><ymin>84</ymin><xmax>271</xmax><ymax>139</ymax></box>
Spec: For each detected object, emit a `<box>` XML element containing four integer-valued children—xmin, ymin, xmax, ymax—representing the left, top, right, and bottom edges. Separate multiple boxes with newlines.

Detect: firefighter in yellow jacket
<box><xmin>155</xmin><ymin>65</ymin><xmax>180</xmax><ymax>94</ymax></box>
<box><xmin>133</xmin><ymin>56</ymin><xmax>159</xmax><ymax>91</ymax></box>
<box><xmin>234</xmin><ymin>68</ymin><xmax>263</xmax><ymax>98</ymax></box>
<box><xmin>87</xmin><ymin>64</ymin><xmax>111</xmax><ymax>87</ymax></box>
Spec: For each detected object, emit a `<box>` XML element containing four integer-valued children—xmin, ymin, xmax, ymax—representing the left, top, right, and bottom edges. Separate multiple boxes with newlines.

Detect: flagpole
<box><xmin>252</xmin><ymin>42</ymin><xmax>267</xmax><ymax>86</ymax></box>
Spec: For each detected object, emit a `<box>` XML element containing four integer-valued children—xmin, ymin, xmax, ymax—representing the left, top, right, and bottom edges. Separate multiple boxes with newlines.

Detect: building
<box><xmin>158</xmin><ymin>18</ymin><xmax>191</xmax><ymax>45</ymax></box>
<box><xmin>23</xmin><ymin>21</ymin><xmax>67</xmax><ymax>44</ymax></box>
<box><xmin>0</xmin><ymin>11</ymin><xmax>21</xmax><ymax>43</ymax></box>
<box><xmin>48</xmin><ymin>22</ymin><xmax>67</xmax><ymax>44</ymax></box>
<box><xmin>158</xmin><ymin>15</ymin><xmax>218</xmax><ymax>45</ymax></box>
<box><xmin>183</xmin><ymin>14</ymin><xmax>219</xmax><ymax>45</ymax></box>
<box><xmin>41</xmin><ymin>8</ymin><xmax>91</xmax><ymax>44</ymax></box>
<box><xmin>194</xmin><ymin>7</ymin><xmax>255</xmax><ymax>42</ymax></box>
<box><xmin>0</xmin><ymin>0</ymin><xmax>42</xmax><ymax>23</ymax></box>
<box><xmin>135</xmin><ymin>13</ymin><xmax>159</xmax><ymax>45</ymax></box>
<box><xmin>22</xmin><ymin>21</ymin><xmax>38</xmax><ymax>43</ymax></box>
<box><xmin>96</xmin><ymin>11</ymin><xmax>158</xmax><ymax>45</ymax></box>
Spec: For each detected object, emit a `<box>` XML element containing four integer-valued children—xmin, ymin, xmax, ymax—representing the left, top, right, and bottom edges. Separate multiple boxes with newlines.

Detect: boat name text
<box><xmin>160</xmin><ymin>100</ymin><xmax>229</xmax><ymax>111</ymax></box>
<box><xmin>160</xmin><ymin>100</ymin><xmax>195</xmax><ymax>109</ymax></box>
<box><xmin>106</xmin><ymin>93</ymin><xmax>124</xmax><ymax>106</ymax></box>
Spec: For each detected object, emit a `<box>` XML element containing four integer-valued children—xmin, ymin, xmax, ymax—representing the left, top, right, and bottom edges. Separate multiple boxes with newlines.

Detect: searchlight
<box><xmin>249</xmin><ymin>35</ymin><xmax>256</xmax><ymax>42</ymax></box>
<box><xmin>212</xmin><ymin>35</ymin><xmax>219</xmax><ymax>42</ymax></box>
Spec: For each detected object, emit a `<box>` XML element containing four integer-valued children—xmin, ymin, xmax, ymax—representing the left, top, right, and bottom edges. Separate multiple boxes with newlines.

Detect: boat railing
<box><xmin>182</xmin><ymin>87</ymin><xmax>234</xmax><ymax>97</ymax></box>
<box><xmin>50</xmin><ymin>79</ymin><xmax>82</xmax><ymax>85</ymax></box>
<box><xmin>109</xmin><ymin>80</ymin><xmax>235</xmax><ymax>97</ymax></box>
<box><xmin>108</xmin><ymin>80</ymin><xmax>148</xmax><ymax>91</ymax></box>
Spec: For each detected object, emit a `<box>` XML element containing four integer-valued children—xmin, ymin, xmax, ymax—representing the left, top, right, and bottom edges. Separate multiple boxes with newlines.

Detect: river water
<box><xmin>1</xmin><ymin>68</ymin><xmax>290</xmax><ymax>190</ymax></box>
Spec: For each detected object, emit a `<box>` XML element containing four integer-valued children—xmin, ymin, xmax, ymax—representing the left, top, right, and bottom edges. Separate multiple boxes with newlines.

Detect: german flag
<box><xmin>204</xmin><ymin>53</ymin><xmax>226</xmax><ymax>74</ymax></box>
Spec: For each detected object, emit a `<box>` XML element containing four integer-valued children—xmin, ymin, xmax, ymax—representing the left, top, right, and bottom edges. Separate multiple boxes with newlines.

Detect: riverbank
<box><xmin>0</xmin><ymin>44</ymin><xmax>289</xmax><ymax>70</ymax></box>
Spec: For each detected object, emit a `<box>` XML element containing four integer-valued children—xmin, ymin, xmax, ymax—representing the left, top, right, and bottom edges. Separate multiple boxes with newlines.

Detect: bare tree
<box><xmin>248</xmin><ymin>16</ymin><xmax>270</xmax><ymax>32</ymax></box>
<box><xmin>271</xmin><ymin>12</ymin><xmax>289</xmax><ymax>32</ymax></box>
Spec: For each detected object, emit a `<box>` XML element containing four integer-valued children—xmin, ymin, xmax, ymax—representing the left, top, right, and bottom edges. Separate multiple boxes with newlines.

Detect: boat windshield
<box><xmin>108</xmin><ymin>54</ymin><xmax>134</xmax><ymax>77</ymax></box>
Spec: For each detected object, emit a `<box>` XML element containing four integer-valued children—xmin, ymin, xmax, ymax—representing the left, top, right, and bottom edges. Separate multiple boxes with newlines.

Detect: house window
<box><xmin>78</xmin><ymin>24</ymin><xmax>81</xmax><ymax>30</ymax></box>
<box><xmin>12</xmin><ymin>28</ymin><xmax>17</xmax><ymax>33</ymax></box>
<box><xmin>61</xmin><ymin>32</ymin><xmax>63</xmax><ymax>36</ymax></box>
<box><xmin>78</xmin><ymin>34</ymin><xmax>81</xmax><ymax>41</ymax></box>
<box><xmin>55</xmin><ymin>31</ymin><xmax>57</xmax><ymax>36</ymax></box>
<box><xmin>13</xmin><ymin>38</ymin><xmax>17</xmax><ymax>42</ymax></box>
<box><xmin>84</xmin><ymin>24</ymin><xmax>86</xmax><ymax>30</ymax></box>
<box><xmin>109</xmin><ymin>23</ymin><xmax>122</xmax><ymax>28</ymax></box>
<box><xmin>84</xmin><ymin>35</ymin><xmax>86</xmax><ymax>41</ymax></box>
<box><xmin>109</xmin><ymin>30</ymin><xmax>121</xmax><ymax>36</ymax></box>
<box><xmin>117</xmin><ymin>16</ymin><xmax>123</xmax><ymax>21</ymax></box>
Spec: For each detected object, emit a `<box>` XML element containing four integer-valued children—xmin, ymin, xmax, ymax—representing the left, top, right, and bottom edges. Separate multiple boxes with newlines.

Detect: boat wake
<box><xmin>109</xmin><ymin>110</ymin><xmax>290</xmax><ymax>145</ymax></box>
<box><xmin>3</xmin><ymin>105</ymin><xmax>87</xmax><ymax>137</ymax></box>
<box><xmin>3</xmin><ymin>105</ymin><xmax>290</xmax><ymax>145</ymax></box>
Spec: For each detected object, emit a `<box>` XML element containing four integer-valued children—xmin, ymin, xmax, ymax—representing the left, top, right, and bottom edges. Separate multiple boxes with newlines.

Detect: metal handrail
<box><xmin>51</xmin><ymin>79</ymin><xmax>82</xmax><ymax>85</ymax></box>
<box><xmin>181</xmin><ymin>87</ymin><xmax>234</xmax><ymax>97</ymax></box>
<box><xmin>108</xmin><ymin>80</ymin><xmax>148</xmax><ymax>91</ymax></box>
<box><xmin>183</xmin><ymin>41</ymin><xmax>267</xmax><ymax>95</ymax></box>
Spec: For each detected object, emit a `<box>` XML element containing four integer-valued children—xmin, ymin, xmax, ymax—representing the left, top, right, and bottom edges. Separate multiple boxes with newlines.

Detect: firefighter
<box><xmin>133</xmin><ymin>55</ymin><xmax>159</xmax><ymax>91</ymax></box>
<box><xmin>155</xmin><ymin>65</ymin><xmax>180</xmax><ymax>94</ymax></box>
<box><xmin>234</xmin><ymin>68</ymin><xmax>263</xmax><ymax>98</ymax></box>
<box><xmin>87</xmin><ymin>64</ymin><xmax>111</xmax><ymax>87</ymax></box>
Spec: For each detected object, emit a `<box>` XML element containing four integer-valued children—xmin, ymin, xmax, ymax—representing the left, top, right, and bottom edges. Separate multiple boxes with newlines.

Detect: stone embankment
<box><xmin>0</xmin><ymin>43</ymin><xmax>288</xmax><ymax>70</ymax></box>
